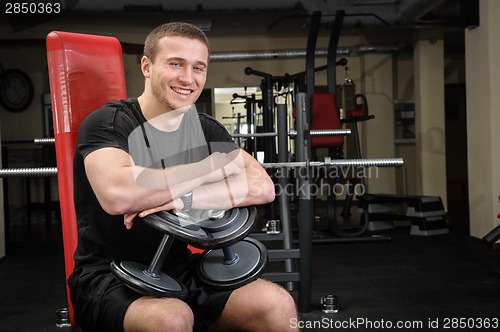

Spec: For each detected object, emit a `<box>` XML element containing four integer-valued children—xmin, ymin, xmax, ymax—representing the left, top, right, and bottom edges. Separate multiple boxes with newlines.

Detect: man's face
<box><xmin>145</xmin><ymin>36</ymin><xmax>208</xmax><ymax>112</ymax></box>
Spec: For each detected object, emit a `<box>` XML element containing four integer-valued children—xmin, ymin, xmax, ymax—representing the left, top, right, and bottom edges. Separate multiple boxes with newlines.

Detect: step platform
<box><xmin>357</xmin><ymin>194</ymin><xmax>449</xmax><ymax>236</ymax></box>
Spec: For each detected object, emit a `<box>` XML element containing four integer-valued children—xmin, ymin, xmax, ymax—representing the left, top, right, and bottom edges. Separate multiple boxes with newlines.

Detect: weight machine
<box><xmin>239</xmin><ymin>10</ymin><xmax>404</xmax><ymax>312</ymax></box>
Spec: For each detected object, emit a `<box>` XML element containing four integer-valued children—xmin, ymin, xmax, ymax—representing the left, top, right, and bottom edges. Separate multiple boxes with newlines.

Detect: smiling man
<box><xmin>140</xmin><ymin>27</ymin><xmax>208</xmax><ymax>119</ymax></box>
<box><xmin>67</xmin><ymin>22</ymin><xmax>298</xmax><ymax>332</ymax></box>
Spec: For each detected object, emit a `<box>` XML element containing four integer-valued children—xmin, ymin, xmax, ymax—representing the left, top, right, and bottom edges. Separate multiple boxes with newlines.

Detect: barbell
<box><xmin>261</xmin><ymin>157</ymin><xmax>403</xmax><ymax>169</ymax></box>
<box><xmin>0</xmin><ymin>167</ymin><xmax>58</xmax><ymax>178</ymax></box>
<box><xmin>0</xmin><ymin>157</ymin><xmax>402</xmax><ymax>179</ymax></box>
<box><xmin>232</xmin><ymin>129</ymin><xmax>351</xmax><ymax>138</ymax></box>
<box><xmin>33</xmin><ymin>138</ymin><xmax>55</xmax><ymax>145</ymax></box>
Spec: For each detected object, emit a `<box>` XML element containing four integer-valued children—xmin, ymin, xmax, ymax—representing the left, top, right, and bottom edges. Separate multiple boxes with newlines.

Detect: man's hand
<box><xmin>123</xmin><ymin>197</ymin><xmax>183</xmax><ymax>229</ymax></box>
<box><xmin>123</xmin><ymin>213</ymin><xmax>138</xmax><ymax>230</ymax></box>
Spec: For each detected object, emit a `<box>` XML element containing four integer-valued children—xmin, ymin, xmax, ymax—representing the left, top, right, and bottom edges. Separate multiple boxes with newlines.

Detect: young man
<box><xmin>69</xmin><ymin>22</ymin><xmax>298</xmax><ymax>332</ymax></box>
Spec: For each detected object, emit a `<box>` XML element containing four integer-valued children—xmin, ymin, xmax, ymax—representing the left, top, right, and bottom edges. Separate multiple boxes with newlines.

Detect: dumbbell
<box><xmin>110</xmin><ymin>226</ymin><xmax>189</xmax><ymax>299</ymax></box>
<box><xmin>193</xmin><ymin>208</ymin><xmax>267</xmax><ymax>290</ymax></box>
<box><xmin>110</xmin><ymin>206</ymin><xmax>267</xmax><ymax>298</ymax></box>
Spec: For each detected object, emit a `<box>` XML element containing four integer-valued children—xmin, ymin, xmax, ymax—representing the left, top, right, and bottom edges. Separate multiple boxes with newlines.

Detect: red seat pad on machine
<box><xmin>346</xmin><ymin>103</ymin><xmax>367</xmax><ymax>118</ymax></box>
<box><xmin>47</xmin><ymin>31</ymin><xmax>127</xmax><ymax>326</ymax></box>
<box><xmin>310</xmin><ymin>93</ymin><xmax>344</xmax><ymax>148</ymax></box>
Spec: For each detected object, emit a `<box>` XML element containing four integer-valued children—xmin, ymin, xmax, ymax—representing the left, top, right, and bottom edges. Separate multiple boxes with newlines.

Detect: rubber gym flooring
<box><xmin>1</xmin><ymin>209</ymin><xmax>500</xmax><ymax>332</ymax></box>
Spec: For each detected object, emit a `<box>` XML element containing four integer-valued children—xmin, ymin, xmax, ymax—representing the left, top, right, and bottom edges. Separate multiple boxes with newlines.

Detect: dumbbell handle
<box><xmin>145</xmin><ymin>234</ymin><xmax>174</xmax><ymax>278</ymax></box>
<box><xmin>223</xmin><ymin>246</ymin><xmax>240</xmax><ymax>265</ymax></box>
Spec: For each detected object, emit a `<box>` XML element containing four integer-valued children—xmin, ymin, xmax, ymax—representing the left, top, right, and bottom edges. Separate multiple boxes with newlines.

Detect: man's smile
<box><xmin>172</xmin><ymin>87</ymin><xmax>192</xmax><ymax>95</ymax></box>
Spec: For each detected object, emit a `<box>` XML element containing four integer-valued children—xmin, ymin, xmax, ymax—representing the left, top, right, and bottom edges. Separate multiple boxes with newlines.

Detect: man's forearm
<box><xmin>122</xmin><ymin>149</ymin><xmax>272</xmax><ymax>215</ymax></box>
<box><xmin>124</xmin><ymin>152</ymin><xmax>242</xmax><ymax>212</ymax></box>
<box><xmin>191</xmin><ymin>161</ymin><xmax>275</xmax><ymax>210</ymax></box>
<box><xmin>132</xmin><ymin>164</ymin><xmax>203</xmax><ymax>203</ymax></box>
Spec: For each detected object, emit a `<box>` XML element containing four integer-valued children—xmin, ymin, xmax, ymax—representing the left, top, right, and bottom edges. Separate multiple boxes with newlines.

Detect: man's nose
<box><xmin>178</xmin><ymin>67</ymin><xmax>194</xmax><ymax>84</ymax></box>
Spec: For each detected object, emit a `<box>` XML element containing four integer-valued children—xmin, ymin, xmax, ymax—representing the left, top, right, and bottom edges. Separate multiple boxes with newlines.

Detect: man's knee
<box><xmin>245</xmin><ymin>280</ymin><xmax>298</xmax><ymax>330</ymax></box>
<box><xmin>156</xmin><ymin>301</ymin><xmax>194</xmax><ymax>332</ymax></box>
<box><xmin>125</xmin><ymin>297</ymin><xmax>194</xmax><ymax>332</ymax></box>
<box><xmin>262</xmin><ymin>281</ymin><xmax>297</xmax><ymax>317</ymax></box>
<box><xmin>244</xmin><ymin>280</ymin><xmax>297</xmax><ymax>321</ymax></box>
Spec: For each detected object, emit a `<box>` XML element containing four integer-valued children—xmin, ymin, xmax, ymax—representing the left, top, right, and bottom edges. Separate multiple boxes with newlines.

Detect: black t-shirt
<box><xmin>72</xmin><ymin>98</ymin><xmax>238</xmax><ymax>270</ymax></box>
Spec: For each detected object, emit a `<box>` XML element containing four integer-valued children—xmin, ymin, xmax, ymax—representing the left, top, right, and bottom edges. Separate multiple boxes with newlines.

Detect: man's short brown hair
<box><xmin>143</xmin><ymin>22</ymin><xmax>209</xmax><ymax>63</ymax></box>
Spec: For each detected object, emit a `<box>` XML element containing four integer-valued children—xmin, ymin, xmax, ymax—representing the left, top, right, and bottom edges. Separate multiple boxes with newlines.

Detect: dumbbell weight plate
<box><xmin>142</xmin><ymin>210</ymin><xmax>213</xmax><ymax>246</ymax></box>
<box><xmin>142</xmin><ymin>206</ymin><xmax>257</xmax><ymax>249</ymax></box>
<box><xmin>196</xmin><ymin>208</ymin><xmax>239</xmax><ymax>233</ymax></box>
<box><xmin>197</xmin><ymin>237</ymin><xmax>267</xmax><ymax>290</ymax></box>
<box><xmin>197</xmin><ymin>206</ymin><xmax>257</xmax><ymax>249</ymax></box>
<box><xmin>110</xmin><ymin>260</ymin><xmax>188</xmax><ymax>299</ymax></box>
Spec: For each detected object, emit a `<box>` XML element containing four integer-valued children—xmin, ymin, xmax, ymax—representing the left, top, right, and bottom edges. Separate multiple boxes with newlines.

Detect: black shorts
<box><xmin>68</xmin><ymin>253</ymin><xmax>233</xmax><ymax>332</ymax></box>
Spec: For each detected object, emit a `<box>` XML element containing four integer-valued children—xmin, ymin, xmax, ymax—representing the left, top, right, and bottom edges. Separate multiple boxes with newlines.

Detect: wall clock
<box><xmin>0</xmin><ymin>69</ymin><xmax>34</xmax><ymax>112</ymax></box>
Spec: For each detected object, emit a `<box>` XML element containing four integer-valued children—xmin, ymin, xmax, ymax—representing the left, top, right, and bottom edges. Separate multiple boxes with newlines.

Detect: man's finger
<box><xmin>124</xmin><ymin>213</ymin><xmax>138</xmax><ymax>229</ymax></box>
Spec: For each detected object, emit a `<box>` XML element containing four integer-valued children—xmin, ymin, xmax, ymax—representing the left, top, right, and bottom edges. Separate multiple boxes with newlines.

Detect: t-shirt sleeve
<box><xmin>75</xmin><ymin>104</ymin><xmax>132</xmax><ymax>160</ymax></box>
<box><xmin>199</xmin><ymin>113</ymin><xmax>240</xmax><ymax>154</ymax></box>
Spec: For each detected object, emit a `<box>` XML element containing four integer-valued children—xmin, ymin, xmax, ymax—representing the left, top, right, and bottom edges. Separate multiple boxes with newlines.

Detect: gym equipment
<box><xmin>293</xmin><ymin>11</ymin><xmax>323</xmax><ymax>313</ymax></box>
<box><xmin>142</xmin><ymin>207</ymin><xmax>257</xmax><ymax>248</ymax></box>
<box><xmin>230</xmin><ymin>92</ymin><xmax>266</xmax><ymax>156</ymax></box>
<box><xmin>110</xmin><ymin>232</ymin><xmax>189</xmax><ymax>299</ymax></box>
<box><xmin>46</xmin><ymin>30</ymin><xmax>127</xmax><ymax>327</ymax></box>
<box><xmin>483</xmin><ymin>196</ymin><xmax>500</xmax><ymax>246</ymax></box>
<box><xmin>198</xmin><ymin>237</ymin><xmax>267</xmax><ymax>289</ymax></box>
<box><xmin>339</xmin><ymin>77</ymin><xmax>448</xmax><ymax>237</ymax></box>
<box><xmin>0</xmin><ymin>139</ymin><xmax>58</xmax><ymax>179</ymax></box>
<box><xmin>484</xmin><ymin>224</ymin><xmax>500</xmax><ymax>246</ymax></box>
<box><xmin>111</xmin><ymin>206</ymin><xmax>267</xmax><ymax>295</ymax></box>
<box><xmin>262</xmin><ymin>158</ymin><xmax>403</xmax><ymax>169</ymax></box>
<box><xmin>241</xmin><ymin>67</ymin><xmax>314</xmax><ymax>294</ymax></box>
<box><xmin>34</xmin><ymin>137</ymin><xmax>56</xmax><ymax>145</ymax></box>
<box><xmin>0</xmin><ymin>138</ymin><xmax>59</xmax><ymax>178</ymax></box>
<box><xmin>292</xmin><ymin>9</ymin><xmax>401</xmax><ymax>311</ymax></box>
<box><xmin>232</xmin><ymin>128</ymin><xmax>351</xmax><ymax>138</ymax></box>
<box><xmin>300</xmin><ymin>10</ymin><xmax>363</xmax><ymax>242</ymax></box>
<box><xmin>242</xmin><ymin>68</ymin><xmax>276</xmax><ymax>163</ymax></box>
<box><xmin>358</xmin><ymin>194</ymin><xmax>449</xmax><ymax>236</ymax></box>
<box><xmin>310</xmin><ymin>93</ymin><xmax>344</xmax><ymax>148</ymax></box>
<box><xmin>266</xmin><ymin>220</ymin><xmax>281</xmax><ymax>234</ymax></box>
<box><xmin>305</xmin><ymin>17</ymin><xmax>377</xmax><ymax>237</ymax></box>
<box><xmin>321</xmin><ymin>294</ymin><xmax>339</xmax><ymax>314</ymax></box>
<box><xmin>0</xmin><ymin>167</ymin><xmax>58</xmax><ymax>178</ymax></box>
<box><xmin>55</xmin><ymin>308</ymin><xmax>71</xmax><ymax>328</ymax></box>
<box><xmin>483</xmin><ymin>198</ymin><xmax>500</xmax><ymax>276</ymax></box>
<box><xmin>244</xmin><ymin>10</ymin><xmax>396</xmax><ymax>312</ymax></box>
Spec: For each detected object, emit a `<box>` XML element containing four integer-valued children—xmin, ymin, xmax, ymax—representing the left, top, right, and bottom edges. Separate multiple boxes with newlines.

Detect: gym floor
<box><xmin>1</xmin><ymin>208</ymin><xmax>500</xmax><ymax>332</ymax></box>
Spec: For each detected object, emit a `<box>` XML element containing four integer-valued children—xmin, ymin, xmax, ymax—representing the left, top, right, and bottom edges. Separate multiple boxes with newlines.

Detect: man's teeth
<box><xmin>173</xmin><ymin>88</ymin><xmax>191</xmax><ymax>95</ymax></box>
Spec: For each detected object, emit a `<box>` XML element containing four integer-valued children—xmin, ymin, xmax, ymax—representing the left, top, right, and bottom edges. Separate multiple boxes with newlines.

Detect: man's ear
<box><xmin>141</xmin><ymin>56</ymin><xmax>152</xmax><ymax>78</ymax></box>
